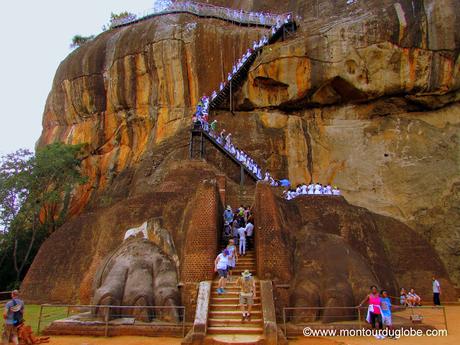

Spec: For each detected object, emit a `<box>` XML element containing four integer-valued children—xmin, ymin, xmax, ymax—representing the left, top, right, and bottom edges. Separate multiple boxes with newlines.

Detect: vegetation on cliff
<box><xmin>0</xmin><ymin>143</ymin><xmax>87</xmax><ymax>289</ymax></box>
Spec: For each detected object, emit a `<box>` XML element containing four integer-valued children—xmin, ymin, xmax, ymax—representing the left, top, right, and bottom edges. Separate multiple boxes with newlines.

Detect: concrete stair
<box><xmin>208</xmin><ymin>249</ymin><xmax>262</xmax><ymax>337</ymax></box>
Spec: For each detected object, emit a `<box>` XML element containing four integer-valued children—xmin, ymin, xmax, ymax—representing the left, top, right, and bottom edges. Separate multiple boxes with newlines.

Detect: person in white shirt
<box><xmin>332</xmin><ymin>186</ymin><xmax>341</xmax><ymax>196</ymax></box>
<box><xmin>264</xmin><ymin>172</ymin><xmax>270</xmax><ymax>182</ymax></box>
<box><xmin>245</xmin><ymin>221</ymin><xmax>254</xmax><ymax>250</ymax></box>
<box><xmin>211</xmin><ymin>90</ymin><xmax>217</xmax><ymax>100</ymax></box>
<box><xmin>220</xmin><ymin>82</ymin><xmax>225</xmax><ymax>90</ymax></box>
<box><xmin>301</xmin><ymin>184</ymin><xmax>308</xmax><ymax>194</ymax></box>
<box><xmin>432</xmin><ymin>276</ymin><xmax>441</xmax><ymax>306</ymax></box>
<box><xmin>296</xmin><ymin>185</ymin><xmax>302</xmax><ymax>195</ymax></box>
<box><xmin>232</xmin><ymin>65</ymin><xmax>237</xmax><ymax>74</ymax></box>
<box><xmin>314</xmin><ymin>183</ymin><xmax>322</xmax><ymax>195</ymax></box>
<box><xmin>214</xmin><ymin>250</ymin><xmax>230</xmax><ymax>294</ymax></box>
<box><xmin>308</xmin><ymin>183</ymin><xmax>314</xmax><ymax>194</ymax></box>
<box><xmin>262</xmin><ymin>36</ymin><xmax>268</xmax><ymax>45</ymax></box>
<box><xmin>237</xmin><ymin>226</ymin><xmax>247</xmax><ymax>255</ymax></box>
<box><xmin>325</xmin><ymin>184</ymin><xmax>333</xmax><ymax>195</ymax></box>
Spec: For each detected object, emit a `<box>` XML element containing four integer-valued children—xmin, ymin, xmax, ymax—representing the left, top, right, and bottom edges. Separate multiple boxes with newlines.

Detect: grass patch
<box><xmin>24</xmin><ymin>304</ymin><xmax>69</xmax><ymax>334</ymax></box>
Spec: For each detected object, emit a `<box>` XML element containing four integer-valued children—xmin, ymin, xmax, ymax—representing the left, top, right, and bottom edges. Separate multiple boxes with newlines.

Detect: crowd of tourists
<box><xmin>223</xmin><ymin>205</ymin><xmax>254</xmax><ymax>256</ymax></box>
<box><xmin>192</xmin><ymin>11</ymin><xmax>292</xmax><ymax>123</ymax></box>
<box><xmin>283</xmin><ymin>183</ymin><xmax>341</xmax><ymax>200</ymax></box>
<box><xmin>359</xmin><ymin>277</ymin><xmax>442</xmax><ymax>339</ymax></box>
<box><xmin>113</xmin><ymin>0</ymin><xmax>292</xmax><ymax>28</ymax></box>
<box><xmin>215</xmin><ymin>206</ymin><xmax>256</xmax><ymax>320</ymax></box>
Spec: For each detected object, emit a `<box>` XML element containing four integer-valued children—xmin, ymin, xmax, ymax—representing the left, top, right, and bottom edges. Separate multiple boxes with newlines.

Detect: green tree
<box><xmin>0</xmin><ymin>143</ymin><xmax>87</xmax><ymax>287</ymax></box>
<box><xmin>106</xmin><ymin>11</ymin><xmax>137</xmax><ymax>29</ymax></box>
<box><xmin>70</xmin><ymin>34</ymin><xmax>95</xmax><ymax>49</ymax></box>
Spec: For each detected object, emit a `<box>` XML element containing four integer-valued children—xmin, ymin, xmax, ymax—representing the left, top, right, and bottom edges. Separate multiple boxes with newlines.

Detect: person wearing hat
<box><xmin>223</xmin><ymin>206</ymin><xmax>234</xmax><ymax>227</ymax></box>
<box><xmin>236</xmin><ymin>270</ymin><xmax>256</xmax><ymax>321</ymax></box>
<box><xmin>214</xmin><ymin>250</ymin><xmax>230</xmax><ymax>294</ymax></box>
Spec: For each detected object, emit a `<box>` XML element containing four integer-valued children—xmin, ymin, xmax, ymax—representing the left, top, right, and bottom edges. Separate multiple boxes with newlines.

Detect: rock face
<box><xmin>24</xmin><ymin>0</ymin><xmax>459</xmax><ymax>306</ymax></box>
<box><xmin>253</xmin><ymin>183</ymin><xmax>456</xmax><ymax>315</ymax></box>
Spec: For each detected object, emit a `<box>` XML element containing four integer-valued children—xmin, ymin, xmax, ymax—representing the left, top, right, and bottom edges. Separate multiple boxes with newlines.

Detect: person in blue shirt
<box><xmin>2</xmin><ymin>290</ymin><xmax>24</xmax><ymax>345</ymax></box>
<box><xmin>223</xmin><ymin>206</ymin><xmax>234</xmax><ymax>224</ymax></box>
<box><xmin>380</xmin><ymin>290</ymin><xmax>395</xmax><ymax>338</ymax></box>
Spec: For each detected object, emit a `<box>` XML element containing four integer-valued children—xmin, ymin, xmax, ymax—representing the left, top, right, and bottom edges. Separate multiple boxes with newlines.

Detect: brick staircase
<box><xmin>208</xmin><ymin>249</ymin><xmax>262</xmax><ymax>338</ymax></box>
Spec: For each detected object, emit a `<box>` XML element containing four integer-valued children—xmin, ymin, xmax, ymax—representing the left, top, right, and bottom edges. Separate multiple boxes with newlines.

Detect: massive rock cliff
<box><xmin>25</xmin><ymin>0</ymin><xmax>459</xmax><ymax>303</ymax></box>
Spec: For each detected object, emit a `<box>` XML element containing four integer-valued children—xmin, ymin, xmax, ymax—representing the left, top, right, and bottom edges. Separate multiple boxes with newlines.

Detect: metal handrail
<box><xmin>37</xmin><ymin>303</ymin><xmax>186</xmax><ymax>337</ymax></box>
<box><xmin>112</xmin><ymin>1</ymin><xmax>294</xmax><ymax>29</ymax></box>
<box><xmin>191</xmin><ymin>126</ymin><xmax>260</xmax><ymax>182</ymax></box>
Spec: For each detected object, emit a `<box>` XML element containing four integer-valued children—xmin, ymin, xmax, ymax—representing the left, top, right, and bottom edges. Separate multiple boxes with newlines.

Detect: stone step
<box><xmin>211</xmin><ymin>297</ymin><xmax>261</xmax><ymax>304</ymax></box>
<box><xmin>211</xmin><ymin>282</ymin><xmax>260</xmax><ymax>288</ymax></box>
<box><xmin>210</xmin><ymin>304</ymin><xmax>261</xmax><ymax>311</ymax></box>
<box><xmin>207</xmin><ymin>334</ymin><xmax>264</xmax><ymax>345</ymax></box>
<box><xmin>211</xmin><ymin>291</ymin><xmax>258</xmax><ymax>297</ymax></box>
<box><xmin>207</xmin><ymin>326</ymin><xmax>263</xmax><ymax>335</ymax></box>
<box><xmin>208</xmin><ymin>310</ymin><xmax>262</xmax><ymax>319</ymax></box>
<box><xmin>212</xmin><ymin>279</ymin><xmax>259</xmax><ymax>284</ymax></box>
<box><xmin>208</xmin><ymin>318</ymin><xmax>263</xmax><ymax>327</ymax></box>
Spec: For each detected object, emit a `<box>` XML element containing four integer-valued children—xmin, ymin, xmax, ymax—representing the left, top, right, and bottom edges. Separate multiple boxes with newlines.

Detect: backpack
<box><xmin>11</xmin><ymin>299</ymin><xmax>24</xmax><ymax>326</ymax></box>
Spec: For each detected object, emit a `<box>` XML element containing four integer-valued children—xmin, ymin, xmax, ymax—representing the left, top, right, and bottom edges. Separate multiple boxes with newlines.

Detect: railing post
<box><xmin>37</xmin><ymin>305</ymin><xmax>44</xmax><ymax>335</ymax></box>
<box><xmin>230</xmin><ymin>80</ymin><xmax>233</xmax><ymax>113</ymax></box>
<box><xmin>182</xmin><ymin>307</ymin><xmax>186</xmax><ymax>337</ymax></box>
<box><xmin>104</xmin><ymin>306</ymin><xmax>110</xmax><ymax>337</ymax></box>
<box><xmin>358</xmin><ymin>306</ymin><xmax>362</xmax><ymax>328</ymax></box>
<box><xmin>283</xmin><ymin>308</ymin><xmax>287</xmax><ymax>339</ymax></box>
<box><xmin>442</xmin><ymin>306</ymin><xmax>448</xmax><ymax>334</ymax></box>
<box><xmin>200</xmin><ymin>131</ymin><xmax>204</xmax><ymax>159</ymax></box>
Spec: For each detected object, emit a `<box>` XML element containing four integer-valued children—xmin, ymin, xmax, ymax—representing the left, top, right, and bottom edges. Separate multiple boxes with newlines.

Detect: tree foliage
<box><xmin>0</xmin><ymin>143</ymin><xmax>87</xmax><ymax>289</ymax></box>
<box><xmin>70</xmin><ymin>34</ymin><xmax>95</xmax><ymax>49</ymax></box>
<box><xmin>101</xmin><ymin>11</ymin><xmax>137</xmax><ymax>31</ymax></box>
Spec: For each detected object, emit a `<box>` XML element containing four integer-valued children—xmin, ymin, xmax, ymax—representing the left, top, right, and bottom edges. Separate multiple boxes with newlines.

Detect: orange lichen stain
<box><xmin>153</xmin><ymin>108</ymin><xmax>186</xmax><ymax>144</ymax></box>
<box><xmin>135</xmin><ymin>55</ymin><xmax>151</xmax><ymax>113</ymax></box>
<box><xmin>185</xmin><ymin>45</ymin><xmax>196</xmax><ymax>108</ymax></box>
<box><xmin>439</xmin><ymin>56</ymin><xmax>454</xmax><ymax>92</ymax></box>
<box><xmin>68</xmin><ymin>120</ymin><xmax>98</xmax><ymax>146</ymax></box>
<box><xmin>401</xmin><ymin>48</ymin><xmax>416</xmax><ymax>92</ymax></box>
<box><xmin>296</xmin><ymin>57</ymin><xmax>312</xmax><ymax>98</ymax></box>
<box><xmin>103</xmin><ymin>112</ymin><xmax>121</xmax><ymax>145</ymax></box>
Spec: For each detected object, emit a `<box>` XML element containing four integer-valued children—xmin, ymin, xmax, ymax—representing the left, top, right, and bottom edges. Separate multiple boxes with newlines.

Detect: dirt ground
<box><xmin>291</xmin><ymin>306</ymin><xmax>460</xmax><ymax>345</ymax></box>
<box><xmin>44</xmin><ymin>306</ymin><xmax>459</xmax><ymax>345</ymax></box>
<box><xmin>46</xmin><ymin>336</ymin><xmax>182</xmax><ymax>345</ymax></box>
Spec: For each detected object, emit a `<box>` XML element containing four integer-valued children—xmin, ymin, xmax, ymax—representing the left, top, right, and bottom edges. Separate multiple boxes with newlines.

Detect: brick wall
<box><xmin>180</xmin><ymin>180</ymin><xmax>222</xmax><ymax>320</ymax></box>
<box><xmin>253</xmin><ymin>183</ymin><xmax>293</xmax><ymax>315</ymax></box>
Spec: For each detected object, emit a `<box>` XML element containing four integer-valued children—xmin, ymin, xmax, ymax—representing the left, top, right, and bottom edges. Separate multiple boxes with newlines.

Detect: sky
<box><xmin>0</xmin><ymin>0</ymin><xmax>156</xmax><ymax>155</ymax></box>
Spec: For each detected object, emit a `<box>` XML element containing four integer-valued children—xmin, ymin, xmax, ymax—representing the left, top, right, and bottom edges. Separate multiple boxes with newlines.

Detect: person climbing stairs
<box><xmin>209</xmin><ymin>249</ymin><xmax>262</xmax><ymax>335</ymax></box>
<box><xmin>209</xmin><ymin>216</ymin><xmax>261</xmax><ymax>337</ymax></box>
